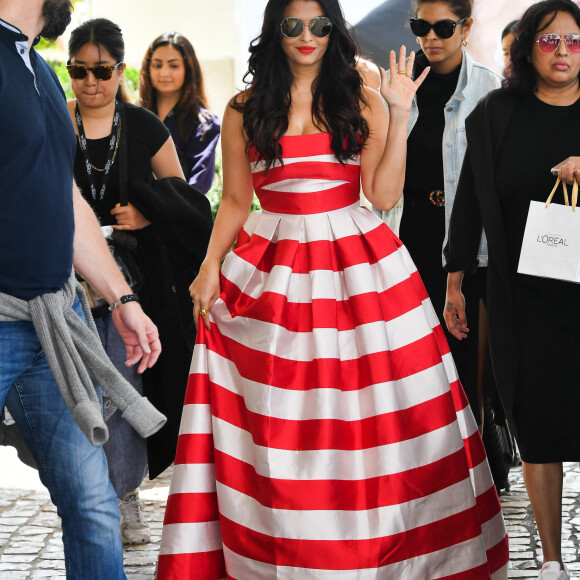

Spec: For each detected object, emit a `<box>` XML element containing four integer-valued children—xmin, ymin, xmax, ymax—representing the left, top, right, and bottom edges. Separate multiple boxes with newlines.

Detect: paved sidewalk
<box><xmin>1</xmin><ymin>451</ymin><xmax>579</xmax><ymax>578</ymax></box>
<box><xmin>0</xmin><ymin>450</ymin><xmax>172</xmax><ymax>580</ymax></box>
<box><xmin>502</xmin><ymin>463</ymin><xmax>580</xmax><ymax>579</ymax></box>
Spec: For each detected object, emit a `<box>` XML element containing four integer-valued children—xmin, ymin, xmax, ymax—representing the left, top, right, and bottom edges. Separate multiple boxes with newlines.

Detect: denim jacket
<box><xmin>373</xmin><ymin>49</ymin><xmax>501</xmax><ymax>267</ymax></box>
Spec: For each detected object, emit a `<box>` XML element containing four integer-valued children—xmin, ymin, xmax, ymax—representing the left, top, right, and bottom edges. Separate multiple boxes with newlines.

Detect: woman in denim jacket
<box><xmin>373</xmin><ymin>0</ymin><xmax>500</xmax><ymax>427</ymax></box>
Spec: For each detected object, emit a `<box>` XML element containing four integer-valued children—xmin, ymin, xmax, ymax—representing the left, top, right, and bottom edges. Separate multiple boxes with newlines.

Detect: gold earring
<box><xmin>416</xmin><ymin>37</ymin><xmax>421</xmax><ymax>45</ymax></box>
<box><xmin>462</xmin><ymin>39</ymin><xmax>467</xmax><ymax>47</ymax></box>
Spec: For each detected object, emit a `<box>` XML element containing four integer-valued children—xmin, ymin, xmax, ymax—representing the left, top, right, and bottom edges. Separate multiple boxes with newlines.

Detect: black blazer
<box><xmin>444</xmin><ymin>88</ymin><xmax>519</xmax><ymax>432</ymax></box>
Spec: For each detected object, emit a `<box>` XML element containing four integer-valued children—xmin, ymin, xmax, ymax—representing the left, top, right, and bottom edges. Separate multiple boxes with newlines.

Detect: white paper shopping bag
<box><xmin>517</xmin><ymin>200</ymin><xmax>580</xmax><ymax>283</ymax></box>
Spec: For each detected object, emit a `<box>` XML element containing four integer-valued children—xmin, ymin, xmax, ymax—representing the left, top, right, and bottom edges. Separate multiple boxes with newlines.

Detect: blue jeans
<box><xmin>0</xmin><ymin>296</ymin><xmax>125</xmax><ymax>579</ymax></box>
<box><xmin>96</xmin><ymin>312</ymin><xmax>147</xmax><ymax>498</ymax></box>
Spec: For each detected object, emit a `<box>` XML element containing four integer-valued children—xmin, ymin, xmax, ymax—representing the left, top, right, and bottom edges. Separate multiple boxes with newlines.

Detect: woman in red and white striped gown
<box><xmin>157</xmin><ymin>0</ymin><xmax>509</xmax><ymax>578</ymax></box>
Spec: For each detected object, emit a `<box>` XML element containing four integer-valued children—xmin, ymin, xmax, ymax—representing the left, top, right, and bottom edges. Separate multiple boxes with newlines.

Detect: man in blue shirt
<box><xmin>0</xmin><ymin>1</ymin><xmax>162</xmax><ymax>577</ymax></box>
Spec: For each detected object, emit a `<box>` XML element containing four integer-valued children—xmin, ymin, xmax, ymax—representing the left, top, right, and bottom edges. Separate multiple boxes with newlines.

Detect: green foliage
<box><xmin>124</xmin><ymin>67</ymin><xmax>140</xmax><ymax>99</ymax></box>
<box><xmin>207</xmin><ymin>157</ymin><xmax>224</xmax><ymax>220</ymax></box>
<box><xmin>36</xmin><ymin>37</ymin><xmax>56</xmax><ymax>51</ymax></box>
<box><xmin>48</xmin><ymin>60</ymin><xmax>73</xmax><ymax>99</ymax></box>
<box><xmin>251</xmin><ymin>194</ymin><xmax>262</xmax><ymax>213</ymax></box>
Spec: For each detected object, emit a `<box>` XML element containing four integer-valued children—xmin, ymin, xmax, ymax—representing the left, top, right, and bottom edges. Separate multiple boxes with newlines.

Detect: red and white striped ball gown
<box><xmin>158</xmin><ymin>132</ymin><xmax>509</xmax><ymax>579</ymax></box>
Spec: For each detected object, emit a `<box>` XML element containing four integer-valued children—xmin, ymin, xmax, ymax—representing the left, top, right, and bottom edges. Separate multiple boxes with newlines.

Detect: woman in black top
<box><xmin>66</xmin><ymin>18</ymin><xmax>209</xmax><ymax>546</ymax></box>
<box><xmin>376</xmin><ymin>0</ymin><xmax>501</xmax><ymax>432</ymax></box>
<box><xmin>445</xmin><ymin>2</ymin><xmax>580</xmax><ymax>577</ymax></box>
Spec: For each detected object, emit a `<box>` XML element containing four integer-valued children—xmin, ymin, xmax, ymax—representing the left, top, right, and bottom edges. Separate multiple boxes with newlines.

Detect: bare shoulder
<box><xmin>232</xmin><ymin>88</ymin><xmax>251</xmax><ymax>104</ymax></box>
<box><xmin>222</xmin><ymin>103</ymin><xmax>244</xmax><ymax>131</ymax></box>
<box><xmin>360</xmin><ymin>85</ymin><xmax>389</xmax><ymax>144</ymax></box>
<box><xmin>361</xmin><ymin>85</ymin><xmax>386</xmax><ymax>114</ymax></box>
<box><xmin>226</xmin><ymin>89</ymin><xmax>250</xmax><ymax>117</ymax></box>
<box><xmin>356</xmin><ymin>57</ymin><xmax>381</xmax><ymax>91</ymax></box>
<box><xmin>223</xmin><ymin>91</ymin><xmax>249</xmax><ymax>141</ymax></box>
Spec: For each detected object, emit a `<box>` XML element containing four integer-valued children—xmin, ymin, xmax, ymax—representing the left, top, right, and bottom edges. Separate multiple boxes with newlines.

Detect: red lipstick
<box><xmin>298</xmin><ymin>46</ymin><xmax>315</xmax><ymax>54</ymax></box>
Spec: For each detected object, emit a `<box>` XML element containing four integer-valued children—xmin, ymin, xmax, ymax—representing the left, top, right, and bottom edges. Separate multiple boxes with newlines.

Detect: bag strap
<box><xmin>546</xmin><ymin>176</ymin><xmax>578</xmax><ymax>211</ymax></box>
<box><xmin>118</xmin><ymin>102</ymin><xmax>129</xmax><ymax>207</ymax></box>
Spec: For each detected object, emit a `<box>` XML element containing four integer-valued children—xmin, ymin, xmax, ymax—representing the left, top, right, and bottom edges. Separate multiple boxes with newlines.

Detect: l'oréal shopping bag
<box><xmin>517</xmin><ymin>177</ymin><xmax>580</xmax><ymax>283</ymax></box>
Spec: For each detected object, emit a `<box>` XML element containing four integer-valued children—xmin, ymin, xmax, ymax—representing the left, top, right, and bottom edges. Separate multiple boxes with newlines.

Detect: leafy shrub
<box><xmin>124</xmin><ymin>66</ymin><xmax>140</xmax><ymax>99</ymax></box>
<box><xmin>207</xmin><ymin>157</ymin><xmax>224</xmax><ymax>220</ymax></box>
<box><xmin>47</xmin><ymin>60</ymin><xmax>73</xmax><ymax>98</ymax></box>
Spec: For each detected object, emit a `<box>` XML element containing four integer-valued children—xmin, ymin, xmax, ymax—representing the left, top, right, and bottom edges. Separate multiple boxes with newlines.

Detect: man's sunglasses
<box><xmin>66</xmin><ymin>61</ymin><xmax>124</xmax><ymax>80</ymax></box>
<box><xmin>280</xmin><ymin>17</ymin><xmax>333</xmax><ymax>38</ymax></box>
<box><xmin>535</xmin><ymin>33</ymin><xmax>580</xmax><ymax>53</ymax></box>
<box><xmin>410</xmin><ymin>17</ymin><xmax>467</xmax><ymax>39</ymax></box>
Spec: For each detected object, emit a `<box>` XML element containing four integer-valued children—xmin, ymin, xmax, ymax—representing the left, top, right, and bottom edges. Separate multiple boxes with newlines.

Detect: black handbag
<box><xmin>481</xmin><ymin>357</ymin><xmax>521</xmax><ymax>495</ymax></box>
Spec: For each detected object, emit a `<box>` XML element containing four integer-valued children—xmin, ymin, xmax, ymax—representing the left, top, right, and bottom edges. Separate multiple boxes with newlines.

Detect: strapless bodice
<box><xmin>250</xmin><ymin>133</ymin><xmax>361</xmax><ymax>215</ymax></box>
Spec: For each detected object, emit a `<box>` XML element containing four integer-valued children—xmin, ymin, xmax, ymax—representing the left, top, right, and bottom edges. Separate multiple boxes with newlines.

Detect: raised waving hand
<box><xmin>380</xmin><ymin>46</ymin><xmax>430</xmax><ymax>114</ymax></box>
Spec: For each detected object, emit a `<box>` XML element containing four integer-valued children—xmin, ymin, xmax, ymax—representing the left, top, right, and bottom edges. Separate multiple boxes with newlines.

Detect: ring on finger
<box><xmin>405</xmin><ymin>73</ymin><xmax>413</xmax><ymax>78</ymax></box>
<box><xmin>200</xmin><ymin>307</ymin><xmax>208</xmax><ymax>316</ymax></box>
<box><xmin>397</xmin><ymin>70</ymin><xmax>405</xmax><ymax>74</ymax></box>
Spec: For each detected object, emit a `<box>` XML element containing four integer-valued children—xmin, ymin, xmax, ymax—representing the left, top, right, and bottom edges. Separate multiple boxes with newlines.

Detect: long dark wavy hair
<box><xmin>139</xmin><ymin>32</ymin><xmax>211</xmax><ymax>143</ymax></box>
<box><xmin>68</xmin><ymin>18</ymin><xmax>131</xmax><ymax>103</ymax></box>
<box><xmin>504</xmin><ymin>0</ymin><xmax>580</xmax><ymax>94</ymax></box>
<box><xmin>231</xmin><ymin>0</ymin><xmax>369</xmax><ymax>169</ymax></box>
<box><xmin>411</xmin><ymin>0</ymin><xmax>472</xmax><ymax>19</ymax></box>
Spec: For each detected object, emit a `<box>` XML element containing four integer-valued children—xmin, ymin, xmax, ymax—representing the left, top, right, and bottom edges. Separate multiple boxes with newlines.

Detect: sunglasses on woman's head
<box><xmin>66</xmin><ymin>61</ymin><xmax>124</xmax><ymax>80</ymax></box>
<box><xmin>535</xmin><ymin>33</ymin><xmax>580</xmax><ymax>53</ymax></box>
<box><xmin>410</xmin><ymin>17</ymin><xmax>467</xmax><ymax>39</ymax></box>
<box><xmin>280</xmin><ymin>17</ymin><xmax>333</xmax><ymax>38</ymax></box>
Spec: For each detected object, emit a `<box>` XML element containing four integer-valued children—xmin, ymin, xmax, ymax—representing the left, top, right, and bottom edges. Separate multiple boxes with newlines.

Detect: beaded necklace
<box><xmin>75</xmin><ymin>101</ymin><xmax>121</xmax><ymax>200</ymax></box>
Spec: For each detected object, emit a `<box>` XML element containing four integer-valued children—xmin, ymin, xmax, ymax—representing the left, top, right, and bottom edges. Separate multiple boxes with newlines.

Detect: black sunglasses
<box><xmin>280</xmin><ymin>17</ymin><xmax>333</xmax><ymax>38</ymax></box>
<box><xmin>66</xmin><ymin>61</ymin><xmax>123</xmax><ymax>80</ymax></box>
<box><xmin>410</xmin><ymin>17</ymin><xmax>467</xmax><ymax>39</ymax></box>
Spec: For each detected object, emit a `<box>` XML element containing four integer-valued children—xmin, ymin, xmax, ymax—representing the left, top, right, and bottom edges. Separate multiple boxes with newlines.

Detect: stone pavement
<box><xmin>0</xmin><ymin>450</ymin><xmax>172</xmax><ymax>580</ymax></box>
<box><xmin>502</xmin><ymin>463</ymin><xmax>580</xmax><ymax>579</ymax></box>
<box><xmin>1</xmin><ymin>453</ymin><xmax>580</xmax><ymax>579</ymax></box>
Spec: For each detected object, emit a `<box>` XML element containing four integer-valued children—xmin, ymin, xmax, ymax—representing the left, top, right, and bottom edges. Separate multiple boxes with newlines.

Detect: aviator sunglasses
<box><xmin>280</xmin><ymin>17</ymin><xmax>333</xmax><ymax>38</ymax></box>
<box><xmin>410</xmin><ymin>17</ymin><xmax>467</xmax><ymax>39</ymax></box>
<box><xmin>66</xmin><ymin>61</ymin><xmax>124</xmax><ymax>80</ymax></box>
<box><xmin>535</xmin><ymin>33</ymin><xmax>580</xmax><ymax>53</ymax></box>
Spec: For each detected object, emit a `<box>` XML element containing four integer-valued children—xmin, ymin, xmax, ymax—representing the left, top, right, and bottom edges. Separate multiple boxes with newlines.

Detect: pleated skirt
<box><xmin>158</xmin><ymin>203</ymin><xmax>509</xmax><ymax>579</ymax></box>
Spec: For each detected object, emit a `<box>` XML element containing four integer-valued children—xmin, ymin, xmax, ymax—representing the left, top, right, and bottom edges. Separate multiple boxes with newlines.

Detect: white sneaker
<box><xmin>538</xmin><ymin>561</ymin><xmax>570</xmax><ymax>580</ymax></box>
<box><xmin>118</xmin><ymin>489</ymin><xmax>151</xmax><ymax>545</ymax></box>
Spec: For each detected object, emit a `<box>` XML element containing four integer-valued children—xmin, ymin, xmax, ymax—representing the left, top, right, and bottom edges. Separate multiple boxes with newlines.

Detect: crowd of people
<box><xmin>1</xmin><ymin>0</ymin><xmax>579</xmax><ymax>578</ymax></box>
